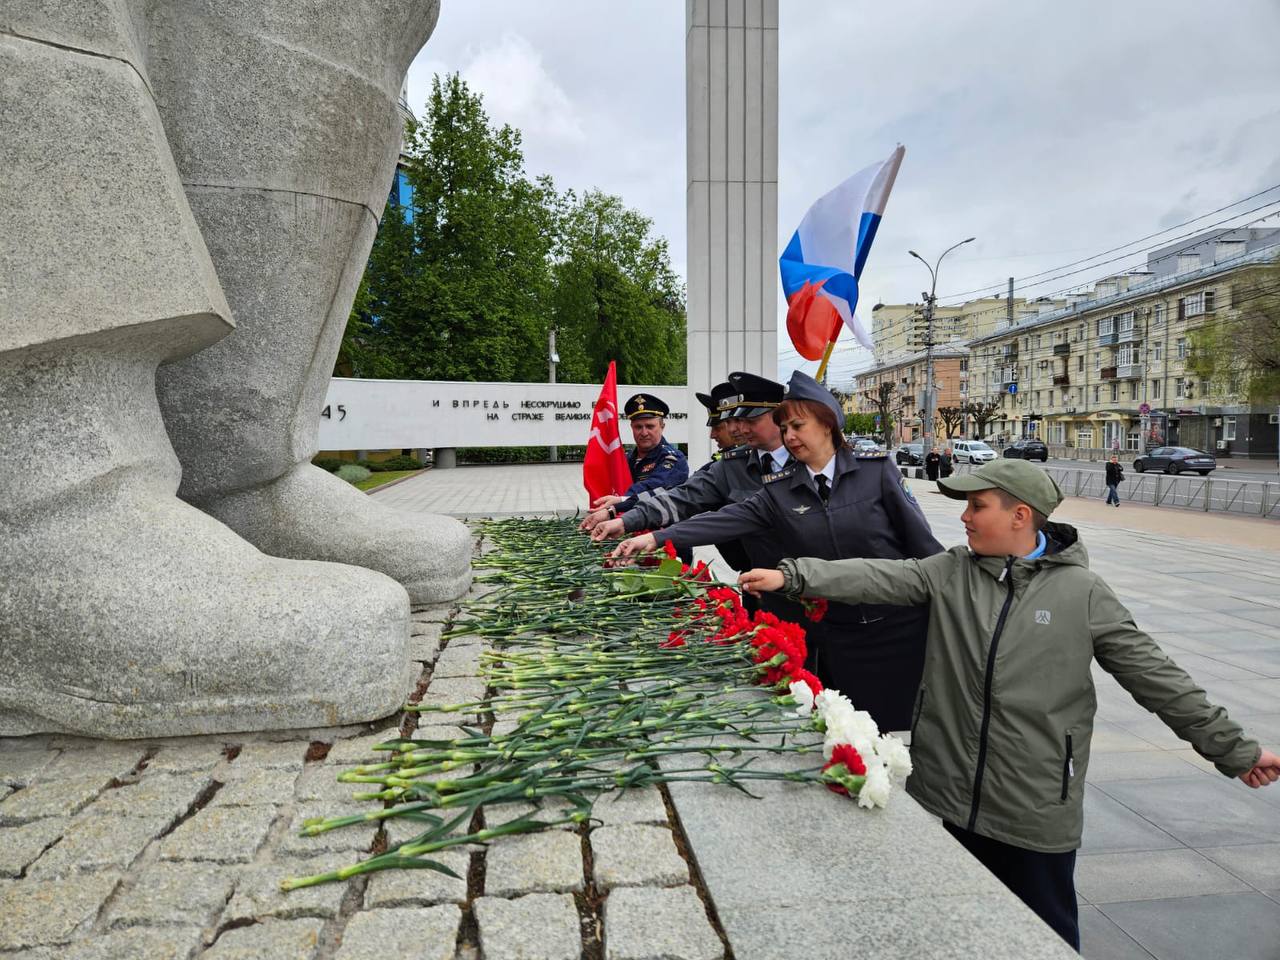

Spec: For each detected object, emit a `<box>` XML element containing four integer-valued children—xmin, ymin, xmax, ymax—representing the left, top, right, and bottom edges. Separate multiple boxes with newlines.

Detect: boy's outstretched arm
<box><xmin>739</xmin><ymin>553</ymin><xmax>956</xmax><ymax>606</ymax></box>
<box><xmin>1239</xmin><ymin>750</ymin><xmax>1280</xmax><ymax>788</ymax></box>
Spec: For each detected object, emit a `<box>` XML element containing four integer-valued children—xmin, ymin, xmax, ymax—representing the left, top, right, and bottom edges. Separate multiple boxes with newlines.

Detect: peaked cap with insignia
<box><xmin>724</xmin><ymin>372</ymin><xmax>784</xmax><ymax>419</ymax></box>
<box><xmin>624</xmin><ymin>393</ymin><xmax>669</xmax><ymax>420</ymax></box>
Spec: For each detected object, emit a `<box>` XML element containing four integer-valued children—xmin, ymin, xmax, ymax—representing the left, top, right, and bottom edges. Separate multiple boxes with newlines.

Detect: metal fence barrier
<box><xmin>915</xmin><ymin>463</ymin><xmax>1280</xmax><ymax>519</ymax></box>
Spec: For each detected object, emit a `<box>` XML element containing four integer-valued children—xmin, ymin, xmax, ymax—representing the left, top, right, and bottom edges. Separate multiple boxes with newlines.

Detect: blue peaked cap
<box><xmin>784</xmin><ymin>370</ymin><xmax>844</xmax><ymax>424</ymax></box>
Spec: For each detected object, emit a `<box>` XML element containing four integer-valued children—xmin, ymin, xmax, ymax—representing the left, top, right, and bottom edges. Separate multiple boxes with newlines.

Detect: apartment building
<box><xmin>852</xmin><ymin>347</ymin><xmax>969</xmax><ymax>443</ymax></box>
<box><xmin>966</xmin><ymin>235</ymin><xmax>1279</xmax><ymax>457</ymax></box>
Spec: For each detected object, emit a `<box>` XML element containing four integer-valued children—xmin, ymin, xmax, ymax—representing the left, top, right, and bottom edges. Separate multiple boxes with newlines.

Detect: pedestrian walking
<box><xmin>740</xmin><ymin>459</ymin><xmax>1280</xmax><ymax>950</ymax></box>
<box><xmin>940</xmin><ymin>446</ymin><xmax>955</xmax><ymax>479</ymax></box>
<box><xmin>1105</xmin><ymin>455</ymin><xmax>1123</xmax><ymax>507</ymax></box>
<box><xmin>610</xmin><ymin>371</ymin><xmax>943</xmax><ymax>732</ymax></box>
<box><xmin>925</xmin><ymin>446</ymin><xmax>942</xmax><ymax>481</ymax></box>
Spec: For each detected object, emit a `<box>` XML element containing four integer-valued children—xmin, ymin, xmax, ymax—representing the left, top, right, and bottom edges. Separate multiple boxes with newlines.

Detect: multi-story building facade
<box><xmin>966</xmin><ymin>234</ymin><xmax>1279</xmax><ymax>458</ymax></box>
<box><xmin>851</xmin><ymin>347</ymin><xmax>969</xmax><ymax>443</ymax></box>
<box><xmin>869</xmin><ymin>295</ymin><xmax>1060</xmax><ymax>365</ymax></box>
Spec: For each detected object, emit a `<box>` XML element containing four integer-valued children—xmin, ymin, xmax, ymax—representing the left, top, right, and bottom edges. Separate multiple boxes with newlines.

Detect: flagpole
<box><xmin>815</xmin><ymin>338</ymin><xmax>837</xmax><ymax>384</ymax></box>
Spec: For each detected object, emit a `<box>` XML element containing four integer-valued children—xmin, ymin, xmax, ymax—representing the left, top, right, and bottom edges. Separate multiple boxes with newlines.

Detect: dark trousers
<box><xmin>1105</xmin><ymin>483</ymin><xmax>1120</xmax><ymax>505</ymax></box>
<box><xmin>943</xmin><ymin>822</ymin><xmax>1079</xmax><ymax>952</ymax></box>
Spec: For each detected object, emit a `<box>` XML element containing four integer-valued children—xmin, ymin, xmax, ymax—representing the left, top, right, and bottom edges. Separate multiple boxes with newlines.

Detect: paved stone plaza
<box><xmin>1</xmin><ymin>463</ymin><xmax>1277</xmax><ymax>960</ymax></box>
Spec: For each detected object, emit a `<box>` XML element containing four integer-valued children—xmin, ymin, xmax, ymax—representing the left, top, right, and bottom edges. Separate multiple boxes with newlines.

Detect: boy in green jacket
<box><xmin>739</xmin><ymin>459</ymin><xmax>1279</xmax><ymax>951</ymax></box>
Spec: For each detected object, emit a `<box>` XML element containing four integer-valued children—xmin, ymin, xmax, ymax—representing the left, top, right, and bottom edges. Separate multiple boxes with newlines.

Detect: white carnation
<box><xmin>787</xmin><ymin>680</ymin><xmax>815</xmax><ymax>717</ymax></box>
<box><xmin>874</xmin><ymin>733</ymin><xmax>913</xmax><ymax>780</ymax></box>
<box><xmin>814</xmin><ymin>689</ymin><xmax>853</xmax><ymax>720</ymax></box>
<box><xmin>857</xmin><ymin>757</ymin><xmax>892</xmax><ymax>809</ymax></box>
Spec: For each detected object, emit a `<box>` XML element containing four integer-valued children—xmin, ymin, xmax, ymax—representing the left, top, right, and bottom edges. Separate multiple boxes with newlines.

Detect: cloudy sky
<box><xmin>406</xmin><ymin>1</ymin><xmax>1280</xmax><ymax>386</ymax></box>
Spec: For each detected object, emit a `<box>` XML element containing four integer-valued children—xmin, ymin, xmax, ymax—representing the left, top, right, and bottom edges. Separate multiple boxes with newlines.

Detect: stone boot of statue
<box><xmin>148</xmin><ymin>1</ymin><xmax>472</xmax><ymax>604</ymax></box>
<box><xmin>0</xmin><ymin>7</ymin><xmax>437</xmax><ymax>737</ymax></box>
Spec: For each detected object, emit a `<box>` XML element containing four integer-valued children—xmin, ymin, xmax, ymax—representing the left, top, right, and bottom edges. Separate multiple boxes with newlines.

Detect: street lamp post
<box><xmin>548</xmin><ymin>328</ymin><xmax>559</xmax><ymax>463</ymax></box>
<box><xmin>909</xmin><ymin>238</ymin><xmax>975</xmax><ymax>457</ymax></box>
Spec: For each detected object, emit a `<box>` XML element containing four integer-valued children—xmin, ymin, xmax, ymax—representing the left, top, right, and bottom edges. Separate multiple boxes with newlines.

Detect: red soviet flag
<box><xmin>583</xmin><ymin>361</ymin><xmax>632</xmax><ymax>503</ymax></box>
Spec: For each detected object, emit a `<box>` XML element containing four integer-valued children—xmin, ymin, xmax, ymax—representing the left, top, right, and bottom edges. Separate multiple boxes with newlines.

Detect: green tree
<box><xmin>1189</xmin><ymin>258</ymin><xmax>1280</xmax><ymax>405</ymax></box>
<box><xmin>550</xmin><ymin>190</ymin><xmax>686</xmax><ymax>385</ymax></box>
<box><xmin>340</xmin><ymin>74</ymin><xmax>686</xmax><ymax>387</ymax></box>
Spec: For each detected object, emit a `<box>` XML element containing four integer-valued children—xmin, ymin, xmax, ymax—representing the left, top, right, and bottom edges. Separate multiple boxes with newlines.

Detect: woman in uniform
<box><xmin>611</xmin><ymin>371</ymin><xmax>942</xmax><ymax>731</ymax></box>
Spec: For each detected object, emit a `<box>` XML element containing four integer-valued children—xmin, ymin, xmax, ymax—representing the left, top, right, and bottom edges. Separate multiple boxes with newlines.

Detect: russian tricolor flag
<box><xmin>780</xmin><ymin>145</ymin><xmax>905</xmax><ymax>359</ymax></box>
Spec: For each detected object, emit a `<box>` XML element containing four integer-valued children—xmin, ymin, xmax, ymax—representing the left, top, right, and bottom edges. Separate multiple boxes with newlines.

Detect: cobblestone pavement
<box><xmin>0</xmin><ymin>529</ymin><xmax>726</xmax><ymax>960</ymax></box>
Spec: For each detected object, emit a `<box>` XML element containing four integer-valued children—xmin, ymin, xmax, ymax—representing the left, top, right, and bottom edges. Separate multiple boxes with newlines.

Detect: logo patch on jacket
<box><xmin>641</xmin><ymin>462</ymin><xmax>656</xmax><ymax>473</ymax></box>
<box><xmin>1034</xmin><ymin>610</ymin><xmax>1051</xmax><ymax>625</ymax></box>
<box><xmin>792</xmin><ymin>505</ymin><xmax>811</xmax><ymax>515</ymax></box>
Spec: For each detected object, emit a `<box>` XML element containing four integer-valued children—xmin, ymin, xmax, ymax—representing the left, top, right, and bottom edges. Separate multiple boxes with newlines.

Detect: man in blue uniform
<box><xmin>697</xmin><ymin>382</ymin><xmax>740</xmax><ymax>458</ymax></box>
<box><xmin>588</xmin><ymin>393</ymin><xmax>689</xmax><ymax>519</ymax></box>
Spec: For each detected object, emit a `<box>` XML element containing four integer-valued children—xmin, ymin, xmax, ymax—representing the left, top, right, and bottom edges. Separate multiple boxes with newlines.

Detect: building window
<box><xmin>1179</xmin><ymin>291</ymin><xmax>1214</xmax><ymax>319</ymax></box>
<box><xmin>1077</xmin><ymin>355</ymin><xmax>1084</xmax><ymax>372</ymax></box>
<box><xmin>1097</xmin><ymin>317</ymin><xmax>1115</xmax><ymax>337</ymax></box>
<box><xmin>1022</xmin><ymin>365</ymin><xmax>1029</xmax><ymax>380</ymax></box>
<box><xmin>1154</xmin><ymin>303</ymin><xmax>1166</xmax><ymax>326</ymax></box>
<box><xmin>1118</xmin><ymin>344</ymin><xmax>1139</xmax><ymax>366</ymax></box>
<box><xmin>1151</xmin><ymin>379</ymin><xmax>1162</xmax><ymax>400</ymax></box>
<box><xmin>1077</xmin><ymin>323</ymin><xmax>1086</xmax><ymax>342</ymax></box>
<box><xmin>1153</xmin><ymin>342</ymin><xmax>1163</xmax><ymax>362</ymax></box>
<box><xmin>1175</xmin><ymin>378</ymin><xmax>1186</xmax><ymax>399</ymax></box>
<box><xmin>1094</xmin><ymin>353</ymin><xmax>1101</xmax><ymax>370</ymax></box>
<box><xmin>1093</xmin><ymin>385</ymin><xmax>1100</xmax><ymax>402</ymax></box>
<box><xmin>1118</xmin><ymin>312</ymin><xmax>1135</xmax><ymax>334</ymax></box>
<box><xmin>1224</xmin><ymin>416</ymin><xmax>1236</xmax><ymax>441</ymax></box>
<box><xmin>1034</xmin><ymin>335</ymin><xmax>1042</xmax><ymax>348</ymax></box>
<box><xmin>1110</xmin><ymin>383</ymin><xmax>1119</xmax><ymax>403</ymax></box>
<box><xmin>1176</xmin><ymin>338</ymin><xmax>1187</xmax><ymax>359</ymax></box>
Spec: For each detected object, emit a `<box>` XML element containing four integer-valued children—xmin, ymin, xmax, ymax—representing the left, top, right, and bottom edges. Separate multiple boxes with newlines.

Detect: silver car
<box><xmin>952</xmin><ymin>440</ymin><xmax>997</xmax><ymax>464</ymax></box>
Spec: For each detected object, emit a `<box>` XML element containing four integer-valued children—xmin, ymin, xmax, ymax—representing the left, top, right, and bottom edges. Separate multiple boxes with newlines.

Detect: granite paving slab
<box><xmin>88</xmin><ymin>772</ymin><xmax>211</xmax><ymax>819</ymax></box>
<box><xmin>590</xmin><ymin>787</ymin><xmax>670</xmax><ymax>826</ymax></box>
<box><xmin>279</xmin><ymin>803</ymin><xmax>377</xmax><ymax>856</ymax></box>
<box><xmin>0</xmin><ymin>815</ymin><xmax>69</xmax><ymax>878</ymax></box>
<box><xmin>1098</xmin><ymin>893</ymin><xmax>1280</xmax><ymax>960</ymax></box>
<box><xmin>362</xmin><ymin>850</ymin><xmax>469</xmax><ymax>907</ymax></box>
<box><xmin>158</xmin><ymin>803</ymin><xmax>279</xmax><ymax>864</ymax></box>
<box><xmin>1197</xmin><ymin>842</ymin><xmax>1280</xmax><ymax>890</ymax></box>
<box><xmin>61</xmin><ymin>926</ymin><xmax>206</xmax><ymax>960</ymax></box>
<box><xmin>0</xmin><ymin>870</ymin><xmax>122</xmax><ymax>949</ymax></box>
<box><xmin>603</xmin><ymin>885</ymin><xmax>722</xmax><ymax>960</ymax></box>
<box><xmin>1078</xmin><ymin>785</ymin><xmax>1183</xmax><ymax>855</ymax></box>
<box><xmin>26</xmin><ymin>813</ymin><xmax>173</xmax><ymax>879</ymax></box>
<box><xmin>1077</xmin><ymin>906</ymin><xmax>1156</xmax><ymax>960</ymax></box>
<box><xmin>105</xmin><ymin>860</ymin><xmax>236</xmax><ymax>929</ymax></box>
<box><xmin>225</xmin><ymin>741</ymin><xmax>310</xmax><ymax>773</ymax></box>
<box><xmin>201</xmin><ymin>917</ymin><xmax>325</xmax><ymax>959</ymax></box>
<box><xmin>590</xmin><ymin>824</ymin><xmax>688</xmax><ymax>889</ymax></box>
<box><xmin>0</xmin><ymin>775</ymin><xmax>108</xmax><ymax>824</ymax></box>
<box><xmin>146</xmin><ymin>741</ymin><xmax>230</xmax><ymax>774</ymax></box>
<box><xmin>225</xmin><ymin>852</ymin><xmax>356</xmax><ymax>922</ymax></box>
<box><xmin>211</xmin><ymin>766</ymin><xmax>300</xmax><ymax>806</ymax></box>
<box><xmin>1093</xmin><ymin>776</ymin><xmax>1280</xmax><ymax>846</ymax></box>
<box><xmin>334</xmin><ymin>905</ymin><xmax>460</xmax><ymax>960</ymax></box>
<box><xmin>1076</xmin><ymin>848</ymin><xmax>1250</xmax><ymax>903</ymax></box>
<box><xmin>34</xmin><ymin>744</ymin><xmax>146</xmax><ymax>782</ymax></box>
<box><xmin>474</xmin><ymin>893</ymin><xmax>582</xmax><ymax>960</ymax></box>
<box><xmin>484</xmin><ymin>829</ymin><xmax>585</xmax><ymax>897</ymax></box>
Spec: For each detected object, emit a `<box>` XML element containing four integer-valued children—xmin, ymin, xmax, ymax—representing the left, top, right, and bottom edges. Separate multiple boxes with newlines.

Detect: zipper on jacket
<box><xmin>966</xmin><ymin>557</ymin><xmax>1016</xmax><ymax>832</ymax></box>
<box><xmin>1060</xmin><ymin>732</ymin><xmax>1073</xmax><ymax>801</ymax></box>
<box><xmin>910</xmin><ymin>687</ymin><xmax>926</xmax><ymax>745</ymax></box>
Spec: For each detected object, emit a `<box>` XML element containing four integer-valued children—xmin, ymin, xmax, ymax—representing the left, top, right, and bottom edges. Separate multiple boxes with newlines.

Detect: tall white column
<box><xmin>686</xmin><ymin>0</ymin><xmax>778</xmax><ymax>466</ymax></box>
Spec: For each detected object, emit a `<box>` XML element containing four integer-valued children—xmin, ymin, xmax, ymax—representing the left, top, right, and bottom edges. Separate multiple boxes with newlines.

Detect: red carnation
<box><xmin>822</xmin><ymin>743</ymin><xmax>867</xmax><ymax>795</ymax></box>
<box><xmin>802</xmin><ymin>597</ymin><xmax>829</xmax><ymax>623</ymax></box>
<box><xmin>662</xmin><ymin>540</ymin><xmax>678</xmax><ymax>559</ymax></box>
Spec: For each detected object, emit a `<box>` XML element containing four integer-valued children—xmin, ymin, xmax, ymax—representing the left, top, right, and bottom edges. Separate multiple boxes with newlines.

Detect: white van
<box><xmin>953</xmin><ymin>440</ymin><xmax>997</xmax><ymax>464</ymax></box>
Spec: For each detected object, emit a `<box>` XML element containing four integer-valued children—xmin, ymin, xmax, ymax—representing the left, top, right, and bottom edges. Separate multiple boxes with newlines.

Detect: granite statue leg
<box><xmin>148</xmin><ymin>1</ymin><xmax>473</xmax><ymax>604</ymax></box>
<box><xmin>0</xmin><ymin>8</ymin><xmax>415</xmax><ymax>738</ymax></box>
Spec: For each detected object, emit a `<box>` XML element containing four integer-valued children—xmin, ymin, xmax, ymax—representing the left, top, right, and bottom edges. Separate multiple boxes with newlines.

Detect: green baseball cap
<box><xmin>937</xmin><ymin>459</ymin><xmax>1064</xmax><ymax>517</ymax></box>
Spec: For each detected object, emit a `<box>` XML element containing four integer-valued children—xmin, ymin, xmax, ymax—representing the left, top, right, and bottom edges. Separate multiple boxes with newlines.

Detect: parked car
<box><xmin>895</xmin><ymin>441</ymin><xmax>924</xmax><ymax>466</ymax></box>
<box><xmin>1002</xmin><ymin>438</ymin><xmax>1049</xmax><ymax>462</ymax></box>
<box><xmin>1132</xmin><ymin>446</ymin><xmax>1217</xmax><ymax>476</ymax></box>
<box><xmin>952</xmin><ymin>440</ymin><xmax>997</xmax><ymax>464</ymax></box>
<box><xmin>852</xmin><ymin>438</ymin><xmax>883</xmax><ymax>454</ymax></box>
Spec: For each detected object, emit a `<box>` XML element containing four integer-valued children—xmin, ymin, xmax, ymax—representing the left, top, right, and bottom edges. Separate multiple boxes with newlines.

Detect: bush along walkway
<box><xmin>0</xmin><ymin>520</ymin><xmax>908</xmax><ymax>959</ymax></box>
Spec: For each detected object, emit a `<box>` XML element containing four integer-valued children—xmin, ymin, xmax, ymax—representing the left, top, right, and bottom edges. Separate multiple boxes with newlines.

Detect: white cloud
<box><xmin>460</xmin><ymin>33</ymin><xmax>586</xmax><ymax>146</ymax></box>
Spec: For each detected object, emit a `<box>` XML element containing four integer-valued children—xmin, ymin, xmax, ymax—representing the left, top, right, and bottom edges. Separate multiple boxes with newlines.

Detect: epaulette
<box><xmin>720</xmin><ymin>445</ymin><xmax>750</xmax><ymax>460</ymax></box>
<box><xmin>855</xmin><ymin>450</ymin><xmax>888</xmax><ymax>459</ymax></box>
<box><xmin>762</xmin><ymin>465</ymin><xmax>796</xmax><ymax>484</ymax></box>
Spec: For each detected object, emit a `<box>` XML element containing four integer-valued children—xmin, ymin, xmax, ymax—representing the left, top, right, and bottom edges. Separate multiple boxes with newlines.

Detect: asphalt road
<box><xmin>891</xmin><ymin>451</ymin><xmax>1280</xmax><ymax>484</ymax></box>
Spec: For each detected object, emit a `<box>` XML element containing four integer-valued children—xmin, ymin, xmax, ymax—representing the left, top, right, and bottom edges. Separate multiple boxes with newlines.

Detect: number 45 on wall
<box><xmin>320</xmin><ymin>404</ymin><xmax>347</xmax><ymax>421</ymax></box>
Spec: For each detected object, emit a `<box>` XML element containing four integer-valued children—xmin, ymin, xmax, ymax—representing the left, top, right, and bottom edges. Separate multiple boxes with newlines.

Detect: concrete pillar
<box><xmin>685</xmin><ymin>0</ymin><xmax>778</xmax><ymax>467</ymax></box>
<box><xmin>433</xmin><ymin>448</ymin><xmax>456</xmax><ymax>470</ymax></box>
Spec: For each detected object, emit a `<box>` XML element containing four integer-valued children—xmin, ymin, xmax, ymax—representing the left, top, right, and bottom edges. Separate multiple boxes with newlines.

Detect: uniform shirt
<box><xmin>757</xmin><ymin>445</ymin><xmax>790</xmax><ymax>474</ymax></box>
<box><xmin>616</xmin><ymin>437</ymin><xmax>689</xmax><ymax>509</ymax></box>
<box><xmin>806</xmin><ymin>455</ymin><xmax>836</xmax><ymax>488</ymax></box>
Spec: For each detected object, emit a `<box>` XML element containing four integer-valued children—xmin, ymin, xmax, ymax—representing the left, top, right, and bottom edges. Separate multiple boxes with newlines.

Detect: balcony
<box><xmin>1117</xmin><ymin>363</ymin><xmax>1144</xmax><ymax>379</ymax></box>
<box><xmin>1100</xmin><ymin>366</ymin><xmax>1118</xmax><ymax>380</ymax></box>
<box><xmin>1052</xmin><ymin>374</ymin><xmax>1070</xmax><ymax>386</ymax></box>
<box><xmin>1052</xmin><ymin>342</ymin><xmax>1070</xmax><ymax>356</ymax></box>
<box><xmin>1116</xmin><ymin>322</ymin><xmax>1144</xmax><ymax>344</ymax></box>
<box><xmin>1096</xmin><ymin>331</ymin><xmax>1118</xmax><ymax>346</ymax></box>
<box><xmin>1001</xmin><ymin>344</ymin><xmax>1019</xmax><ymax>358</ymax></box>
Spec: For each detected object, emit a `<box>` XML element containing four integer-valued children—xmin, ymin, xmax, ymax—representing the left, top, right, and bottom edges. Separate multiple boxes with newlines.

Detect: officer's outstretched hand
<box><xmin>608</xmin><ymin>533</ymin><xmax>657</xmax><ymax>565</ymax></box>
<box><xmin>738</xmin><ymin>568</ymin><xmax>784</xmax><ymax>596</ymax></box>
<box><xmin>1239</xmin><ymin>748</ymin><xmax>1280</xmax><ymax>788</ymax></box>
<box><xmin>580</xmin><ymin>508</ymin><xmax>612</xmax><ymax>532</ymax></box>
<box><xmin>591</xmin><ymin>494</ymin><xmax>625</xmax><ymax>510</ymax></box>
<box><xmin>591</xmin><ymin>518</ymin><xmax>627</xmax><ymax>542</ymax></box>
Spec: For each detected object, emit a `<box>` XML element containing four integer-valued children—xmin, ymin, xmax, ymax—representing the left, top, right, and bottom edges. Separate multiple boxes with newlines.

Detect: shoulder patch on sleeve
<box><xmin>856</xmin><ymin>450</ymin><xmax>888</xmax><ymax>459</ymax></box>
<box><xmin>900</xmin><ymin>477</ymin><xmax>919</xmax><ymax>504</ymax></box>
<box><xmin>763</xmin><ymin>465</ymin><xmax>796</xmax><ymax>484</ymax></box>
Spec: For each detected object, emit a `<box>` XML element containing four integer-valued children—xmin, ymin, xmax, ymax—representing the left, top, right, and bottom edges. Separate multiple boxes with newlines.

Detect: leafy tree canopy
<box><xmin>339</xmin><ymin>74</ymin><xmax>686</xmax><ymax>386</ymax></box>
<box><xmin>1189</xmin><ymin>257</ymin><xmax>1280</xmax><ymax>405</ymax></box>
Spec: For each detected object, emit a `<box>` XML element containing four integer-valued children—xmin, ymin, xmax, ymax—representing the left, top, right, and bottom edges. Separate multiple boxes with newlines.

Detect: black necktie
<box><xmin>760</xmin><ymin>452</ymin><xmax>774</xmax><ymax>474</ymax></box>
<box><xmin>815</xmin><ymin>474</ymin><xmax>830</xmax><ymax>505</ymax></box>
